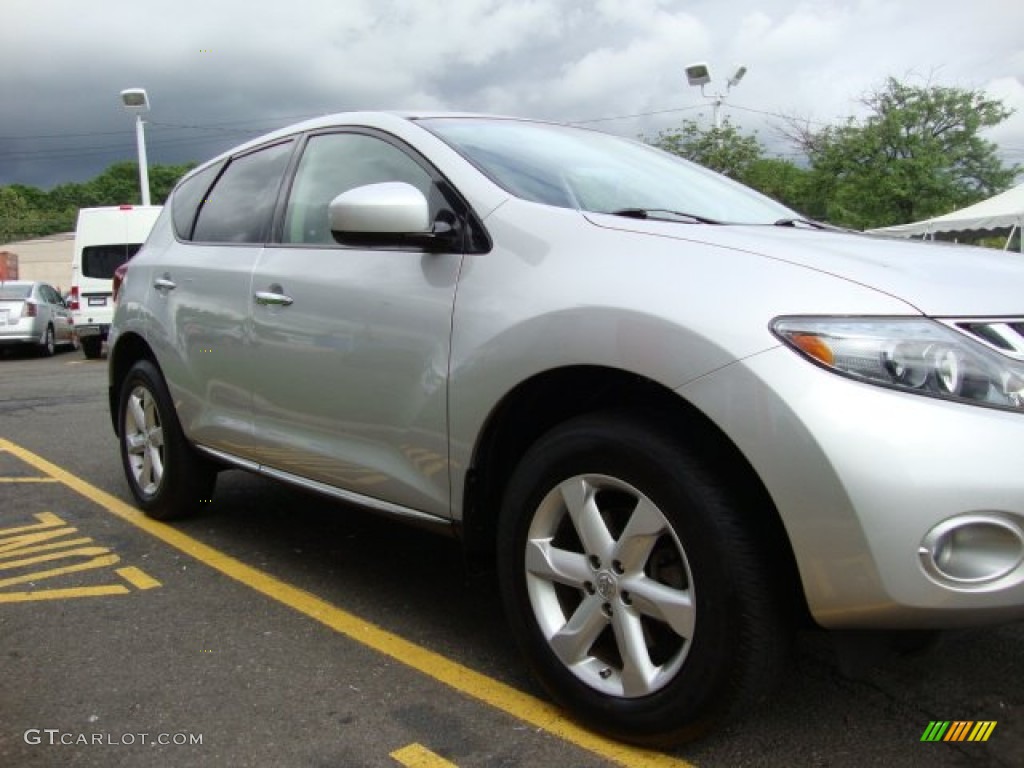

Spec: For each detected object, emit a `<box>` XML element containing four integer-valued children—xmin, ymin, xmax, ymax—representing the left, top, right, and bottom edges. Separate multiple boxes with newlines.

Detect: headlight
<box><xmin>771</xmin><ymin>317</ymin><xmax>1024</xmax><ymax>412</ymax></box>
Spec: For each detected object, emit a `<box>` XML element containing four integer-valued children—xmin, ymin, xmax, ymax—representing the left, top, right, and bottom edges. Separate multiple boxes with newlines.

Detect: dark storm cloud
<box><xmin>2</xmin><ymin>0</ymin><xmax>1023</xmax><ymax>189</ymax></box>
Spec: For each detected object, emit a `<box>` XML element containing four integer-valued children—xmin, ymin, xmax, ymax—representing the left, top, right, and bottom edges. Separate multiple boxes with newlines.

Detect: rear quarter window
<box><xmin>171</xmin><ymin>160</ymin><xmax>226</xmax><ymax>241</ymax></box>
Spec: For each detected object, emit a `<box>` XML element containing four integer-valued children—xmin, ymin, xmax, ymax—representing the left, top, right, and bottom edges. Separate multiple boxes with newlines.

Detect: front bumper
<box><xmin>681</xmin><ymin>346</ymin><xmax>1024</xmax><ymax>629</ymax></box>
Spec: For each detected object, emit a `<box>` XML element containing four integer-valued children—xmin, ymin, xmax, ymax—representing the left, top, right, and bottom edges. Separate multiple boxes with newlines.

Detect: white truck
<box><xmin>70</xmin><ymin>205</ymin><xmax>161</xmax><ymax>358</ymax></box>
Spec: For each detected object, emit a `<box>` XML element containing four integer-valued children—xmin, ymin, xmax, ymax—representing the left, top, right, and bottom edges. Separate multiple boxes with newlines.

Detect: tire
<box><xmin>81</xmin><ymin>336</ymin><xmax>102</xmax><ymax>359</ymax></box>
<box><xmin>117</xmin><ymin>359</ymin><xmax>216</xmax><ymax>520</ymax></box>
<box><xmin>497</xmin><ymin>413</ymin><xmax>791</xmax><ymax>746</ymax></box>
<box><xmin>39</xmin><ymin>325</ymin><xmax>55</xmax><ymax>357</ymax></box>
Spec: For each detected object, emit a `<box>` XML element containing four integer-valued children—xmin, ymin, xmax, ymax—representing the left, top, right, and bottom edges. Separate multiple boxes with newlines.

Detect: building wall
<box><xmin>0</xmin><ymin>233</ymin><xmax>75</xmax><ymax>293</ymax></box>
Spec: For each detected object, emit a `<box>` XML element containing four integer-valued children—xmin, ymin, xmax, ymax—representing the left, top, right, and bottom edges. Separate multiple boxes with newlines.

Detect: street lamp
<box><xmin>120</xmin><ymin>88</ymin><xmax>151</xmax><ymax>206</ymax></box>
<box><xmin>684</xmin><ymin>62</ymin><xmax>747</xmax><ymax>130</ymax></box>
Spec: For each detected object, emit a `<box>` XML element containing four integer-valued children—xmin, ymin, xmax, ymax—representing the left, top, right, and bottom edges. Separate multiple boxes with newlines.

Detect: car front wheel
<box><xmin>497</xmin><ymin>413</ymin><xmax>790</xmax><ymax>746</ymax></box>
<box><xmin>117</xmin><ymin>359</ymin><xmax>216</xmax><ymax>520</ymax></box>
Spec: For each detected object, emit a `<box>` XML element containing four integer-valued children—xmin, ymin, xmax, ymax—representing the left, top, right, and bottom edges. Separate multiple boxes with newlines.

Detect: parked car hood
<box><xmin>585</xmin><ymin>214</ymin><xmax>1024</xmax><ymax>318</ymax></box>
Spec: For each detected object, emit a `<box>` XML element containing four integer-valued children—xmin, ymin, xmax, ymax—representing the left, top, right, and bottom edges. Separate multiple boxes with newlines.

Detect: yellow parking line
<box><xmin>0</xmin><ymin>477</ymin><xmax>60</xmax><ymax>483</ymax></box>
<box><xmin>391</xmin><ymin>743</ymin><xmax>459</xmax><ymax>768</ymax></box>
<box><xmin>0</xmin><ymin>437</ymin><xmax>693</xmax><ymax>768</ymax></box>
<box><xmin>0</xmin><ymin>585</ymin><xmax>131</xmax><ymax>603</ymax></box>
<box><xmin>116</xmin><ymin>566</ymin><xmax>161</xmax><ymax>590</ymax></box>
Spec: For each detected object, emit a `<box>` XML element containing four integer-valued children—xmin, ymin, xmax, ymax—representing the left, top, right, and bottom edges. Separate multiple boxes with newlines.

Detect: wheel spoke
<box><xmin>613</xmin><ymin>496</ymin><xmax>668</xmax><ymax>572</ymax></box>
<box><xmin>525</xmin><ymin>539</ymin><xmax>591</xmax><ymax>589</ymax></box>
<box><xmin>560</xmin><ymin>477</ymin><xmax>614</xmax><ymax>560</ymax></box>
<box><xmin>127</xmin><ymin>394</ymin><xmax>146</xmax><ymax>434</ymax></box>
<box><xmin>548</xmin><ymin>594</ymin><xmax>609</xmax><ymax>665</ymax></box>
<box><xmin>622</xmin><ymin>575</ymin><xmax>696</xmax><ymax>639</ymax></box>
<box><xmin>610</xmin><ymin>608</ymin><xmax>658</xmax><ymax>696</ymax></box>
<box><xmin>125</xmin><ymin>432</ymin><xmax>147</xmax><ymax>455</ymax></box>
<box><xmin>141</xmin><ymin>444</ymin><xmax>154</xmax><ymax>488</ymax></box>
<box><xmin>148</xmin><ymin>441</ymin><xmax>164</xmax><ymax>486</ymax></box>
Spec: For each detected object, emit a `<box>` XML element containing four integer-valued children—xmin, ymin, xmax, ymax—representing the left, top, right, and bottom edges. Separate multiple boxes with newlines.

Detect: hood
<box><xmin>584</xmin><ymin>214</ymin><xmax>1024</xmax><ymax>318</ymax></box>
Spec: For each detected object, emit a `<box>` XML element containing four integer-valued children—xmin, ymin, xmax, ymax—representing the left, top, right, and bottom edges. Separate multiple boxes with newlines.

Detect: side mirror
<box><xmin>329</xmin><ymin>182</ymin><xmax>458</xmax><ymax>251</ymax></box>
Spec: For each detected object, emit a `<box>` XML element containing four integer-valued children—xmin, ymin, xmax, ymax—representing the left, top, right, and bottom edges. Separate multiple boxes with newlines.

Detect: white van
<box><xmin>70</xmin><ymin>205</ymin><xmax>161</xmax><ymax>358</ymax></box>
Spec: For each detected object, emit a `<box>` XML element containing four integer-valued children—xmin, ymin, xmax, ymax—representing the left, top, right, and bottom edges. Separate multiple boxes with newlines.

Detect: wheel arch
<box><xmin>459</xmin><ymin>364</ymin><xmax>807</xmax><ymax>617</ymax></box>
<box><xmin>108</xmin><ymin>331</ymin><xmax>159</xmax><ymax>436</ymax></box>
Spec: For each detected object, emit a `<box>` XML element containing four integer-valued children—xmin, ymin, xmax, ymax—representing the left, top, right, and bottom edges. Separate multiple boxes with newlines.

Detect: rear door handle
<box><xmin>153</xmin><ymin>277</ymin><xmax>176</xmax><ymax>291</ymax></box>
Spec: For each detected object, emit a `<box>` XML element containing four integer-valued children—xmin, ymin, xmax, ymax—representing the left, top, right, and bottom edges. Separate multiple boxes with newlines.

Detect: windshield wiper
<box><xmin>773</xmin><ymin>217</ymin><xmax>845</xmax><ymax>232</ymax></box>
<box><xmin>608</xmin><ymin>208</ymin><xmax>722</xmax><ymax>225</ymax></box>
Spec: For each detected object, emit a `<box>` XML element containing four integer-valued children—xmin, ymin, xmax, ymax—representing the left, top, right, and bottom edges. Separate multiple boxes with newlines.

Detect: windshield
<box><xmin>420</xmin><ymin>117</ymin><xmax>796</xmax><ymax>224</ymax></box>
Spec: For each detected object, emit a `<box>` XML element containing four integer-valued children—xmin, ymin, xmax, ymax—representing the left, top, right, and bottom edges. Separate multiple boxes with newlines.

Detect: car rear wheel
<box><xmin>117</xmin><ymin>359</ymin><xmax>216</xmax><ymax>520</ymax></box>
<box><xmin>38</xmin><ymin>325</ymin><xmax>55</xmax><ymax>357</ymax></box>
<box><xmin>80</xmin><ymin>336</ymin><xmax>102</xmax><ymax>359</ymax></box>
<box><xmin>497</xmin><ymin>413</ymin><xmax>790</xmax><ymax>746</ymax></box>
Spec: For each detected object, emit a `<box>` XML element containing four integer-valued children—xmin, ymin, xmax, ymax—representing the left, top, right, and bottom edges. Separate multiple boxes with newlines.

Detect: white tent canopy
<box><xmin>868</xmin><ymin>182</ymin><xmax>1024</xmax><ymax>252</ymax></box>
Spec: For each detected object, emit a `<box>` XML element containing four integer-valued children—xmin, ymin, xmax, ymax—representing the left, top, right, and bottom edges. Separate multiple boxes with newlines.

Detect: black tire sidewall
<box><xmin>81</xmin><ymin>337</ymin><xmax>102</xmax><ymax>359</ymax></box>
<box><xmin>498</xmin><ymin>414</ymin><xmax>771</xmax><ymax>744</ymax></box>
<box><xmin>40</xmin><ymin>326</ymin><xmax>55</xmax><ymax>357</ymax></box>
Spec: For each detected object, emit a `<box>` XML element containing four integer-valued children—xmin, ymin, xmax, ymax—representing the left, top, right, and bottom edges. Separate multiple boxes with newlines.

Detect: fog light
<box><xmin>920</xmin><ymin>516</ymin><xmax>1024</xmax><ymax>584</ymax></box>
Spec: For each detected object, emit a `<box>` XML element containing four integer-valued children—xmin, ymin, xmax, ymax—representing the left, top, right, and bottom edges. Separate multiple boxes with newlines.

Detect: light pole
<box><xmin>684</xmin><ymin>62</ymin><xmax>747</xmax><ymax>130</ymax></box>
<box><xmin>120</xmin><ymin>88</ymin><xmax>151</xmax><ymax>206</ymax></box>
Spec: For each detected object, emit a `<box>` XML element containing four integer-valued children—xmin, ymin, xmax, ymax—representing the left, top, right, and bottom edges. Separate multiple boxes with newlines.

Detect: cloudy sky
<box><xmin>3</xmin><ymin>0</ymin><xmax>1023</xmax><ymax>189</ymax></box>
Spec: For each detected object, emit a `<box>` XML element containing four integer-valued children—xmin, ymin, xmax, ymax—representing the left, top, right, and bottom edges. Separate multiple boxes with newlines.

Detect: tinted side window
<box><xmin>172</xmin><ymin>160</ymin><xmax>224</xmax><ymax>241</ymax></box>
<box><xmin>193</xmin><ymin>141</ymin><xmax>293</xmax><ymax>244</ymax></box>
<box><xmin>82</xmin><ymin>244</ymin><xmax>143</xmax><ymax>279</ymax></box>
<box><xmin>283</xmin><ymin>133</ymin><xmax>436</xmax><ymax>244</ymax></box>
<box><xmin>41</xmin><ymin>285</ymin><xmax>61</xmax><ymax>304</ymax></box>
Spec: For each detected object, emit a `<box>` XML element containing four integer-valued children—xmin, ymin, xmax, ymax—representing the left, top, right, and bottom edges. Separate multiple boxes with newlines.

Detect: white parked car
<box><xmin>109</xmin><ymin>112</ymin><xmax>1024</xmax><ymax>745</ymax></box>
<box><xmin>0</xmin><ymin>280</ymin><xmax>74</xmax><ymax>355</ymax></box>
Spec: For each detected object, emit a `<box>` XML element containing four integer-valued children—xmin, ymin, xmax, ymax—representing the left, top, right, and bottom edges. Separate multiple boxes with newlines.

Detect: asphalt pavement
<box><xmin>0</xmin><ymin>348</ymin><xmax>1020</xmax><ymax>767</ymax></box>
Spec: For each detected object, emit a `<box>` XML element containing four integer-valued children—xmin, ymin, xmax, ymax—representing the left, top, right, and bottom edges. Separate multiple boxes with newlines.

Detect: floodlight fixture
<box><xmin>727</xmin><ymin>65</ymin><xmax>748</xmax><ymax>88</ymax></box>
<box><xmin>684</xmin><ymin>62</ymin><xmax>749</xmax><ymax>130</ymax></box>
<box><xmin>120</xmin><ymin>88</ymin><xmax>150</xmax><ymax>112</ymax></box>
<box><xmin>120</xmin><ymin>88</ymin><xmax>152</xmax><ymax>205</ymax></box>
<box><xmin>685</xmin><ymin>62</ymin><xmax>712</xmax><ymax>87</ymax></box>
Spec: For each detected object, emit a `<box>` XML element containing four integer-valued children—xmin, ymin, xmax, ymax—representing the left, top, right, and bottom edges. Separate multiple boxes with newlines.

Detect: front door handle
<box><xmin>254</xmin><ymin>291</ymin><xmax>294</xmax><ymax>307</ymax></box>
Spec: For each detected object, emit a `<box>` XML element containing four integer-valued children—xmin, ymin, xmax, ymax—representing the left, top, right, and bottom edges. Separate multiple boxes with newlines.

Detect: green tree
<box><xmin>0</xmin><ymin>162</ymin><xmax>196</xmax><ymax>242</ymax></box>
<box><xmin>741</xmin><ymin>158</ymin><xmax>814</xmax><ymax>214</ymax></box>
<box><xmin>647</xmin><ymin>119</ymin><xmax>812</xmax><ymax>213</ymax></box>
<box><xmin>784</xmin><ymin>77</ymin><xmax>1019</xmax><ymax>229</ymax></box>
<box><xmin>649</xmin><ymin>118</ymin><xmax>763</xmax><ymax>179</ymax></box>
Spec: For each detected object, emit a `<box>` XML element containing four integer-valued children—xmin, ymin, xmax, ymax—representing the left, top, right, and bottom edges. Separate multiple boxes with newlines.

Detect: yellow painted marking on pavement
<box><xmin>0</xmin><ymin>536</ymin><xmax>93</xmax><ymax>559</ymax></box>
<box><xmin>0</xmin><ymin>511</ymin><xmax>66</xmax><ymax>537</ymax></box>
<box><xmin>0</xmin><ymin>477</ymin><xmax>59</xmax><ymax>483</ymax></box>
<box><xmin>0</xmin><ymin>511</ymin><xmax>160</xmax><ymax>600</ymax></box>
<box><xmin>391</xmin><ymin>742</ymin><xmax>459</xmax><ymax>768</ymax></box>
<box><xmin>116</xmin><ymin>566</ymin><xmax>161</xmax><ymax>590</ymax></box>
<box><xmin>0</xmin><ymin>437</ymin><xmax>693</xmax><ymax>768</ymax></box>
<box><xmin>0</xmin><ymin>553</ymin><xmax>120</xmax><ymax>588</ymax></box>
<box><xmin>0</xmin><ymin>546</ymin><xmax>113</xmax><ymax>570</ymax></box>
<box><xmin>0</xmin><ymin>585</ymin><xmax>131</xmax><ymax>603</ymax></box>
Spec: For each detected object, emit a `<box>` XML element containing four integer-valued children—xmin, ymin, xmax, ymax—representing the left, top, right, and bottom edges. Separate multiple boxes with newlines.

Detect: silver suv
<box><xmin>109</xmin><ymin>112</ymin><xmax>1024</xmax><ymax>746</ymax></box>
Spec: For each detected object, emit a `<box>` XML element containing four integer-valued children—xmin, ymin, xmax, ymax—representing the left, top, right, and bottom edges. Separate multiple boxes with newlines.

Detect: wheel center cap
<box><xmin>596</xmin><ymin>571</ymin><xmax>617</xmax><ymax>599</ymax></box>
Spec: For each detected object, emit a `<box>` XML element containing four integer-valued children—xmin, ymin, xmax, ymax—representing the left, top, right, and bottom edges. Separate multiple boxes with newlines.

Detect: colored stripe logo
<box><xmin>921</xmin><ymin>721</ymin><xmax>997</xmax><ymax>742</ymax></box>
